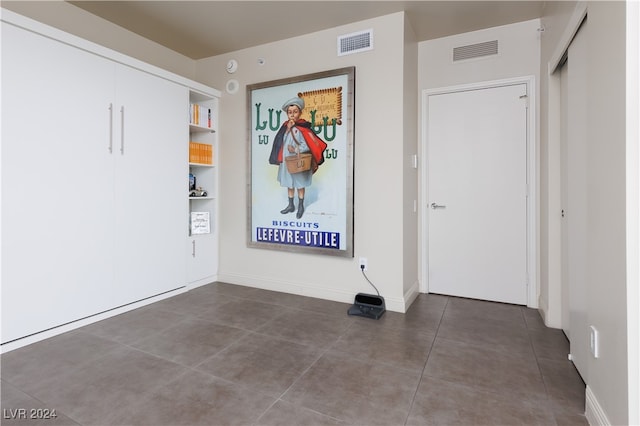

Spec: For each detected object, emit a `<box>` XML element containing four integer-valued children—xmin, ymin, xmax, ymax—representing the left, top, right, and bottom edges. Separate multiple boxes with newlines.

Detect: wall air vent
<box><xmin>453</xmin><ymin>40</ymin><xmax>499</xmax><ymax>62</ymax></box>
<box><xmin>338</xmin><ymin>29</ymin><xmax>373</xmax><ymax>56</ymax></box>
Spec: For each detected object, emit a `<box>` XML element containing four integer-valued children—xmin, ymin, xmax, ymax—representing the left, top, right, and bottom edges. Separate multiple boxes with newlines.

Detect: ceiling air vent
<box><xmin>453</xmin><ymin>40</ymin><xmax>499</xmax><ymax>62</ymax></box>
<box><xmin>338</xmin><ymin>29</ymin><xmax>373</xmax><ymax>56</ymax></box>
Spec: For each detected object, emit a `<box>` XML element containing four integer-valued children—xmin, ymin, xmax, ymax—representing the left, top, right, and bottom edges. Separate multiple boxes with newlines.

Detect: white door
<box><xmin>561</xmin><ymin>22</ymin><xmax>589</xmax><ymax>380</ymax></box>
<box><xmin>560</xmin><ymin>61</ymin><xmax>571</xmax><ymax>337</ymax></box>
<box><xmin>427</xmin><ymin>83</ymin><xmax>528</xmax><ymax>305</ymax></box>
<box><xmin>1</xmin><ymin>22</ymin><xmax>116</xmax><ymax>343</ymax></box>
<box><xmin>113</xmin><ymin>65</ymin><xmax>187</xmax><ymax>304</ymax></box>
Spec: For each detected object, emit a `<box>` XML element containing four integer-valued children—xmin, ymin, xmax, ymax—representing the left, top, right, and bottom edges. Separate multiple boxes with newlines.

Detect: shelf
<box><xmin>188</xmin><ymin>232</ymin><xmax>211</xmax><ymax>239</ymax></box>
<box><xmin>189</xmin><ymin>123</ymin><xmax>216</xmax><ymax>133</ymax></box>
<box><xmin>188</xmin><ymin>92</ymin><xmax>218</xmax><ymax>284</ymax></box>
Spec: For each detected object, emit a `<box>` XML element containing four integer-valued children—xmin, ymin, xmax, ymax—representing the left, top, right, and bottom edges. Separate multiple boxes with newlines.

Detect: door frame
<box><xmin>419</xmin><ymin>76</ymin><xmax>538</xmax><ymax>308</ymax></box>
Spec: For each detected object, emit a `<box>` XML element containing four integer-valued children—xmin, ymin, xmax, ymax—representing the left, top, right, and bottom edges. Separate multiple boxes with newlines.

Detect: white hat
<box><xmin>282</xmin><ymin>97</ymin><xmax>304</xmax><ymax>111</ymax></box>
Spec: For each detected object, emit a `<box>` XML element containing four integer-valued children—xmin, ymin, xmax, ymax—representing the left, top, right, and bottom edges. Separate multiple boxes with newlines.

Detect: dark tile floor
<box><xmin>1</xmin><ymin>282</ymin><xmax>588</xmax><ymax>425</ymax></box>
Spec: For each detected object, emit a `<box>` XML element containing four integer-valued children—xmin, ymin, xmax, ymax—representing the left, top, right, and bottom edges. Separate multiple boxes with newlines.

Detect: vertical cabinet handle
<box><xmin>192</xmin><ymin>240</ymin><xmax>196</xmax><ymax>258</ymax></box>
<box><xmin>120</xmin><ymin>106</ymin><xmax>125</xmax><ymax>155</ymax></box>
<box><xmin>108</xmin><ymin>103</ymin><xmax>113</xmax><ymax>153</ymax></box>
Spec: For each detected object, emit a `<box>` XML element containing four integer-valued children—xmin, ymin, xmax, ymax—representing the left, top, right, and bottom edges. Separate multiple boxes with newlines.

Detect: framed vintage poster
<box><xmin>247</xmin><ymin>67</ymin><xmax>355</xmax><ymax>257</ymax></box>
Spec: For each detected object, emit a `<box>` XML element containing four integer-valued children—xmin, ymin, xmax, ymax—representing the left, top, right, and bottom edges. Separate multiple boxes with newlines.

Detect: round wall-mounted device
<box><xmin>226</xmin><ymin>79</ymin><xmax>239</xmax><ymax>94</ymax></box>
<box><xmin>226</xmin><ymin>59</ymin><xmax>238</xmax><ymax>74</ymax></box>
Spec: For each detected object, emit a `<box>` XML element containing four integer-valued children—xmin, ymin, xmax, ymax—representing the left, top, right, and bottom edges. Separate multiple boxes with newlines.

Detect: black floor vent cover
<box><xmin>347</xmin><ymin>293</ymin><xmax>386</xmax><ymax>320</ymax></box>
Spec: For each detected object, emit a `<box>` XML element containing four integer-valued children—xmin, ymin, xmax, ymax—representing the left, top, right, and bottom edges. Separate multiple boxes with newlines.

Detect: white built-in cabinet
<box><xmin>1</xmin><ymin>12</ymin><xmax>220</xmax><ymax>346</ymax></box>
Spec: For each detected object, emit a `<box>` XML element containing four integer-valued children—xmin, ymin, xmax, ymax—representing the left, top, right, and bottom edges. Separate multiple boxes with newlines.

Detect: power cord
<box><xmin>360</xmin><ymin>264</ymin><xmax>381</xmax><ymax>296</ymax></box>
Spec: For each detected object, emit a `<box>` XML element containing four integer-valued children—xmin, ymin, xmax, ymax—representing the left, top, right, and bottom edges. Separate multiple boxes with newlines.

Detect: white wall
<box><xmin>625</xmin><ymin>3</ymin><xmax>640</xmax><ymax>424</ymax></box>
<box><xmin>403</xmin><ymin>18</ymin><xmax>420</xmax><ymax>304</ymax></box>
<box><xmin>540</xmin><ymin>2</ymin><xmax>635</xmax><ymax>424</ymax></box>
<box><xmin>418</xmin><ymin>19</ymin><xmax>541</xmax><ymax>89</ymax></box>
<box><xmin>194</xmin><ymin>12</ymin><xmax>417</xmax><ymax>312</ymax></box>
<box><xmin>583</xmin><ymin>3</ymin><xmax>629</xmax><ymax>424</ymax></box>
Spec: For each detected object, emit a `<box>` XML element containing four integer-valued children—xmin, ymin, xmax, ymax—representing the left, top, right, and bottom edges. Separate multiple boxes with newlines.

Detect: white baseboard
<box><xmin>217</xmin><ymin>272</ymin><xmax>407</xmax><ymax>312</ymax></box>
<box><xmin>1</xmin><ymin>286</ymin><xmax>187</xmax><ymax>354</ymax></box>
<box><xmin>585</xmin><ymin>385</ymin><xmax>611</xmax><ymax>426</ymax></box>
<box><xmin>538</xmin><ymin>296</ymin><xmax>549</xmax><ymax>321</ymax></box>
<box><xmin>403</xmin><ymin>280</ymin><xmax>420</xmax><ymax>312</ymax></box>
<box><xmin>537</xmin><ymin>296</ymin><xmax>561</xmax><ymax>329</ymax></box>
<box><xmin>187</xmin><ymin>275</ymin><xmax>219</xmax><ymax>289</ymax></box>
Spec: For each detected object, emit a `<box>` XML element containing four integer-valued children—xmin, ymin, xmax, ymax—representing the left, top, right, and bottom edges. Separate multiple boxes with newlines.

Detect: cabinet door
<box><xmin>1</xmin><ymin>23</ymin><xmax>116</xmax><ymax>342</ymax></box>
<box><xmin>112</xmin><ymin>65</ymin><xmax>187</xmax><ymax>303</ymax></box>
<box><xmin>187</xmin><ymin>233</ymin><xmax>219</xmax><ymax>284</ymax></box>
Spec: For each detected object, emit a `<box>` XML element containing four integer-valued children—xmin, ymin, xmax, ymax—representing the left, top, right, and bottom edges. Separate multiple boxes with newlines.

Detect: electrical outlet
<box><xmin>590</xmin><ymin>325</ymin><xmax>599</xmax><ymax>358</ymax></box>
<box><xmin>359</xmin><ymin>257</ymin><xmax>368</xmax><ymax>271</ymax></box>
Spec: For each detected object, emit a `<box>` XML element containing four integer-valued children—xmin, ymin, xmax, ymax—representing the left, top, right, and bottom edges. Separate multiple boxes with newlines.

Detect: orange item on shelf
<box><xmin>189</xmin><ymin>142</ymin><xmax>213</xmax><ymax>165</ymax></box>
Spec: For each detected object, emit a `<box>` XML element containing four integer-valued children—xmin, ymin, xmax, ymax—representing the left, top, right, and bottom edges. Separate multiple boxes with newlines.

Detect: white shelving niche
<box><xmin>188</xmin><ymin>91</ymin><xmax>220</xmax><ymax>286</ymax></box>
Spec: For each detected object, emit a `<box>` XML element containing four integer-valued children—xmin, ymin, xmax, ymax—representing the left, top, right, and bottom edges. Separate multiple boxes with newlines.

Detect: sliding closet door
<box><xmin>561</xmin><ymin>21</ymin><xmax>589</xmax><ymax>380</ymax></box>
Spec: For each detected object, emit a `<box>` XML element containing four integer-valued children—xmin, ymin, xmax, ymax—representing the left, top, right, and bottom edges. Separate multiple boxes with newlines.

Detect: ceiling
<box><xmin>67</xmin><ymin>1</ymin><xmax>545</xmax><ymax>59</ymax></box>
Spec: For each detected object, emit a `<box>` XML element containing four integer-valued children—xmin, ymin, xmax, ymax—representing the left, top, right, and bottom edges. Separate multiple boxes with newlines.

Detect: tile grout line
<box><xmin>252</xmin><ymin>335</ymin><xmax>345</xmax><ymax>425</ymax></box>
<box><xmin>252</xmin><ymin>312</ymin><xmax>364</xmax><ymax>424</ymax></box>
<box><xmin>521</xmin><ymin>305</ymin><xmax>555</xmax><ymax>403</ymax></box>
<box><xmin>402</xmin><ymin>295</ymin><xmax>450</xmax><ymax>426</ymax></box>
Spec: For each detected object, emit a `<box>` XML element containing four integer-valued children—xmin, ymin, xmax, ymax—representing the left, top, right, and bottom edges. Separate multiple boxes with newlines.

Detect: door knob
<box><xmin>431</xmin><ymin>202</ymin><xmax>446</xmax><ymax>209</ymax></box>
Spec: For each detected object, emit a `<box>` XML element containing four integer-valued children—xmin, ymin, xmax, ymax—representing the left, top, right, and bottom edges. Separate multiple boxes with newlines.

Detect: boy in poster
<box><xmin>269</xmin><ymin>97</ymin><xmax>327</xmax><ymax>219</ymax></box>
